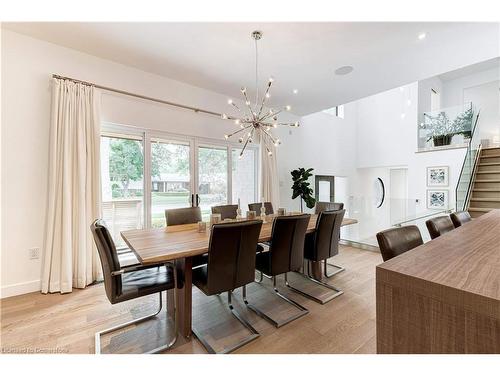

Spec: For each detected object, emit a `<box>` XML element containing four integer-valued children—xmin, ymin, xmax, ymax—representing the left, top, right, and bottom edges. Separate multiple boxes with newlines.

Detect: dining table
<box><xmin>121</xmin><ymin>213</ymin><xmax>358</xmax><ymax>338</ymax></box>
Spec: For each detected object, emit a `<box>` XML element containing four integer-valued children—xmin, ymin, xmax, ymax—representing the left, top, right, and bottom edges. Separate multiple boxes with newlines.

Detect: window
<box><xmin>150</xmin><ymin>139</ymin><xmax>191</xmax><ymax>228</ymax></box>
<box><xmin>100</xmin><ymin>134</ymin><xmax>144</xmax><ymax>247</ymax></box>
<box><xmin>100</xmin><ymin>124</ymin><xmax>258</xmax><ymax>230</ymax></box>
<box><xmin>198</xmin><ymin>145</ymin><xmax>228</xmax><ymax>220</ymax></box>
<box><xmin>322</xmin><ymin>104</ymin><xmax>345</xmax><ymax>119</ymax></box>
<box><xmin>430</xmin><ymin>89</ymin><xmax>440</xmax><ymax>112</ymax></box>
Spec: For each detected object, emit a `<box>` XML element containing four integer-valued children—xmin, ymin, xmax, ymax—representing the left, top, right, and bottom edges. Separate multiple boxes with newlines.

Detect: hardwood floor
<box><xmin>0</xmin><ymin>245</ymin><xmax>381</xmax><ymax>354</ymax></box>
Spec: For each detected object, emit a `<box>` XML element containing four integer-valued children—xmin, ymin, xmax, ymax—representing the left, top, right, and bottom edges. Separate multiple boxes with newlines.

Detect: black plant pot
<box><xmin>432</xmin><ymin>134</ymin><xmax>452</xmax><ymax>147</ymax></box>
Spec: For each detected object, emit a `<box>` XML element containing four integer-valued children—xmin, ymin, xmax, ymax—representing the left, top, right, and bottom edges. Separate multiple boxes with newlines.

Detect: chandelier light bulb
<box><xmin>293</xmin><ymin>89</ymin><xmax>298</xmax><ymax>94</ymax></box>
<box><xmin>238</xmin><ymin>154</ymin><xmax>243</xmax><ymax>159</ymax></box>
<box><xmin>240</xmin><ymin>124</ymin><xmax>245</xmax><ymax>128</ymax></box>
<box><xmin>221</xmin><ymin>113</ymin><xmax>228</xmax><ymax>120</ymax></box>
<box><xmin>269</xmin><ymin>76</ymin><xmax>274</xmax><ymax>83</ymax></box>
<box><xmin>245</xmin><ymin>101</ymin><xmax>251</xmax><ymax>106</ymax></box>
<box><xmin>224</xmin><ymin>134</ymin><xmax>229</xmax><ymax>140</ymax></box>
<box><xmin>285</xmin><ymin>105</ymin><xmax>291</xmax><ymax>111</ymax></box>
<box><xmin>273</xmin><ymin>123</ymin><xmax>277</xmax><ymax>128</ymax></box>
<box><xmin>227</xmin><ymin>99</ymin><xmax>233</xmax><ymax>105</ymax></box>
<box><xmin>241</xmin><ymin>87</ymin><xmax>246</xmax><ymax>93</ymax></box>
<box><xmin>268</xmin><ymin>151</ymin><xmax>273</xmax><ymax>156</ymax></box>
<box><xmin>294</xmin><ymin>121</ymin><xmax>299</xmax><ymax>127</ymax></box>
<box><xmin>234</xmin><ymin>119</ymin><xmax>240</xmax><ymax>125</ymax></box>
<box><xmin>265</xmin><ymin>93</ymin><xmax>270</xmax><ymax>98</ymax></box>
<box><xmin>269</xmin><ymin>109</ymin><xmax>274</xmax><ymax>114</ymax></box>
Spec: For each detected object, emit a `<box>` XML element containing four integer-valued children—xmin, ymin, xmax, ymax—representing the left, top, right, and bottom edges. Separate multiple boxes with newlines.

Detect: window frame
<box><xmin>100</xmin><ymin>121</ymin><xmax>259</xmax><ymax>229</ymax></box>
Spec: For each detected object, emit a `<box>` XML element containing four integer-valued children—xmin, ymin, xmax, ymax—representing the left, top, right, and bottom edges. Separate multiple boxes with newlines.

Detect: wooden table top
<box><xmin>377</xmin><ymin>209</ymin><xmax>500</xmax><ymax>302</ymax></box>
<box><xmin>122</xmin><ymin>214</ymin><xmax>358</xmax><ymax>264</ymax></box>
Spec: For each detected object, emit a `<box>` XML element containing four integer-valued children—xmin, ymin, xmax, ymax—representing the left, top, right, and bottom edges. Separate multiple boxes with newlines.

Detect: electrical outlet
<box><xmin>28</xmin><ymin>247</ymin><xmax>40</xmax><ymax>260</ymax></box>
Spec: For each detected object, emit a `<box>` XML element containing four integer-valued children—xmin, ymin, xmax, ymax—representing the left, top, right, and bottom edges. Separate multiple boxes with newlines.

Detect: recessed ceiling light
<box><xmin>293</xmin><ymin>89</ymin><xmax>299</xmax><ymax>94</ymax></box>
<box><xmin>334</xmin><ymin>66</ymin><xmax>354</xmax><ymax>75</ymax></box>
<box><xmin>418</xmin><ymin>32</ymin><xmax>427</xmax><ymax>40</ymax></box>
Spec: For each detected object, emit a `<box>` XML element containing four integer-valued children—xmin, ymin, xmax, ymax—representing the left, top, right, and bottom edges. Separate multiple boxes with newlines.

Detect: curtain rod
<box><xmin>52</xmin><ymin>74</ymin><xmax>223</xmax><ymax>118</ymax></box>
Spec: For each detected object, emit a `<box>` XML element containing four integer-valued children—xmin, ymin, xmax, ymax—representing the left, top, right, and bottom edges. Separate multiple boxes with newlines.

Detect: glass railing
<box><xmin>340</xmin><ymin>196</ymin><xmax>451</xmax><ymax>246</ymax></box>
<box><xmin>417</xmin><ymin>102</ymin><xmax>475</xmax><ymax>151</ymax></box>
<box><xmin>456</xmin><ymin>109</ymin><xmax>482</xmax><ymax>211</ymax></box>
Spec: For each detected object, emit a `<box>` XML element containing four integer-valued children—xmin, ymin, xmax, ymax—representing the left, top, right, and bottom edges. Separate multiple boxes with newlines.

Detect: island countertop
<box><xmin>376</xmin><ymin>209</ymin><xmax>500</xmax><ymax>353</ymax></box>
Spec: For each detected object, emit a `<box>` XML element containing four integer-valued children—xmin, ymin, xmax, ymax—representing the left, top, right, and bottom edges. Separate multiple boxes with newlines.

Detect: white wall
<box><xmin>279</xmin><ymin>81</ymin><xmax>468</xmax><ymax>246</ymax></box>
<box><xmin>0</xmin><ymin>30</ymin><xmax>298</xmax><ymax>297</ymax></box>
<box><xmin>440</xmin><ymin>67</ymin><xmax>499</xmax><ymax>145</ymax></box>
<box><xmin>276</xmin><ymin>104</ymin><xmax>357</xmax><ymax>212</ymax></box>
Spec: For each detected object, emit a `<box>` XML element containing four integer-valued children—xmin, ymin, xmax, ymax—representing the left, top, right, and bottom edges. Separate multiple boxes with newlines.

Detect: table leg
<box><xmin>175</xmin><ymin>257</ymin><xmax>193</xmax><ymax>338</ymax></box>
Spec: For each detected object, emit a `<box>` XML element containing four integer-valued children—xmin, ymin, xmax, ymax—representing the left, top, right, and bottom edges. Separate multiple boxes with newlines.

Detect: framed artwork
<box><xmin>427</xmin><ymin>190</ymin><xmax>449</xmax><ymax>210</ymax></box>
<box><xmin>427</xmin><ymin>166</ymin><xmax>449</xmax><ymax>187</ymax></box>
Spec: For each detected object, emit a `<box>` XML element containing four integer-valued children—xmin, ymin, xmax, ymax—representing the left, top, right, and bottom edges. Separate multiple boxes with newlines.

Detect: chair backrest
<box><xmin>90</xmin><ymin>219</ymin><xmax>122</xmax><ymax>302</ymax></box>
<box><xmin>165</xmin><ymin>206</ymin><xmax>201</xmax><ymax>226</ymax></box>
<box><xmin>248</xmin><ymin>202</ymin><xmax>274</xmax><ymax>215</ymax></box>
<box><xmin>268</xmin><ymin>214</ymin><xmax>311</xmax><ymax>275</ymax></box>
<box><xmin>205</xmin><ymin>220</ymin><xmax>263</xmax><ymax>295</ymax></box>
<box><xmin>211</xmin><ymin>204</ymin><xmax>238</xmax><ymax>220</ymax></box>
<box><xmin>309</xmin><ymin>209</ymin><xmax>345</xmax><ymax>261</ymax></box>
<box><xmin>315</xmin><ymin>202</ymin><xmax>344</xmax><ymax>214</ymax></box>
<box><xmin>376</xmin><ymin>225</ymin><xmax>423</xmax><ymax>262</ymax></box>
<box><xmin>450</xmin><ymin>211</ymin><xmax>472</xmax><ymax>228</ymax></box>
<box><xmin>425</xmin><ymin>216</ymin><xmax>455</xmax><ymax>239</ymax></box>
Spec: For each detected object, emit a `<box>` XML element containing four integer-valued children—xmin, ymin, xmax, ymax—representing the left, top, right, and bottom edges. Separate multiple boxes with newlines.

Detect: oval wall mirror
<box><xmin>374</xmin><ymin>177</ymin><xmax>385</xmax><ymax>208</ymax></box>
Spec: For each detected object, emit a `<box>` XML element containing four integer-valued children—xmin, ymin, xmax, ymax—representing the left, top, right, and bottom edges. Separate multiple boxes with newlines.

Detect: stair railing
<box><xmin>456</xmin><ymin>109</ymin><xmax>481</xmax><ymax>212</ymax></box>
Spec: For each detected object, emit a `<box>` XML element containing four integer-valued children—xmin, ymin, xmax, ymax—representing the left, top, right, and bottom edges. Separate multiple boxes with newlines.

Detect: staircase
<box><xmin>468</xmin><ymin>147</ymin><xmax>500</xmax><ymax>218</ymax></box>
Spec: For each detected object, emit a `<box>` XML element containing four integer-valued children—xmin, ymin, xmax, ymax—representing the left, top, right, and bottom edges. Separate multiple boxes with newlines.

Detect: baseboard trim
<box><xmin>340</xmin><ymin>239</ymin><xmax>380</xmax><ymax>252</ymax></box>
<box><xmin>1</xmin><ymin>280</ymin><xmax>41</xmax><ymax>299</ymax></box>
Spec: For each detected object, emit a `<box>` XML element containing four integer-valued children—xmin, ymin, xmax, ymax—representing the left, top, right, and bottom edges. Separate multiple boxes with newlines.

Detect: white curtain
<box><xmin>260</xmin><ymin>134</ymin><xmax>280</xmax><ymax>209</ymax></box>
<box><xmin>42</xmin><ymin>78</ymin><xmax>102</xmax><ymax>294</ymax></box>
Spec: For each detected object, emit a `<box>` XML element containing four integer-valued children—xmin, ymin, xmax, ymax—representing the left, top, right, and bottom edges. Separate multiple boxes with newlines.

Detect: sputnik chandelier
<box><xmin>221</xmin><ymin>31</ymin><xmax>299</xmax><ymax>158</ymax></box>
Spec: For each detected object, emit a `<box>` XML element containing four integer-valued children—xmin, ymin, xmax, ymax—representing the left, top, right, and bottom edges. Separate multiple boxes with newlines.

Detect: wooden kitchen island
<box><xmin>376</xmin><ymin>209</ymin><xmax>500</xmax><ymax>353</ymax></box>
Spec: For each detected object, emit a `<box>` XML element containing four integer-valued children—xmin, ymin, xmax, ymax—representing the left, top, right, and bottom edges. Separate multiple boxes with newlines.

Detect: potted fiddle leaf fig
<box><xmin>291</xmin><ymin>167</ymin><xmax>316</xmax><ymax>212</ymax></box>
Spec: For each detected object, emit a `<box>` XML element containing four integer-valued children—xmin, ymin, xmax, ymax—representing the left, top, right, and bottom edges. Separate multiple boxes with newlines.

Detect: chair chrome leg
<box><xmin>255</xmin><ymin>270</ymin><xmax>271</xmax><ymax>283</ymax></box>
<box><xmin>192</xmin><ymin>290</ymin><xmax>260</xmax><ymax>354</ymax></box>
<box><xmin>285</xmin><ymin>271</ymin><xmax>343</xmax><ymax>305</ymax></box>
<box><xmin>324</xmin><ymin>260</ymin><xmax>345</xmax><ymax>278</ymax></box>
<box><xmin>95</xmin><ymin>262</ymin><xmax>178</xmax><ymax>354</ymax></box>
<box><xmin>243</xmin><ymin>276</ymin><xmax>308</xmax><ymax>328</ymax></box>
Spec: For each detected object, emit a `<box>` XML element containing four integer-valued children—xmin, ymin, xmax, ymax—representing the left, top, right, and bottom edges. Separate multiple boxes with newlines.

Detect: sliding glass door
<box><xmin>100</xmin><ymin>124</ymin><xmax>258</xmax><ymax>230</ymax></box>
<box><xmin>150</xmin><ymin>138</ymin><xmax>192</xmax><ymax>228</ymax></box>
<box><xmin>100</xmin><ymin>134</ymin><xmax>144</xmax><ymax>247</ymax></box>
<box><xmin>197</xmin><ymin>144</ymin><xmax>228</xmax><ymax>220</ymax></box>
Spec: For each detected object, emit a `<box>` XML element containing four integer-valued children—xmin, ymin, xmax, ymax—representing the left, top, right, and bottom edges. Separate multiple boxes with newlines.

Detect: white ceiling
<box><xmin>4</xmin><ymin>22</ymin><xmax>499</xmax><ymax>115</ymax></box>
<box><xmin>438</xmin><ymin>57</ymin><xmax>499</xmax><ymax>81</ymax></box>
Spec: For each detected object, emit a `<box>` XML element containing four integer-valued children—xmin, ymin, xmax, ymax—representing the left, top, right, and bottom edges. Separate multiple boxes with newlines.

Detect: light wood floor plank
<box><xmin>0</xmin><ymin>245</ymin><xmax>381</xmax><ymax>354</ymax></box>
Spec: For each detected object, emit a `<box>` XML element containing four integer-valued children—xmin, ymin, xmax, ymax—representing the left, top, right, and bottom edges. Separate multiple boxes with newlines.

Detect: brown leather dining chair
<box><xmin>243</xmin><ymin>214</ymin><xmax>310</xmax><ymax>328</ymax></box>
<box><xmin>165</xmin><ymin>206</ymin><xmax>201</xmax><ymax>226</ymax></box>
<box><xmin>426</xmin><ymin>215</ymin><xmax>455</xmax><ymax>239</ymax></box>
<box><xmin>165</xmin><ymin>206</ymin><xmax>206</xmax><ymax>268</ymax></box>
<box><xmin>211</xmin><ymin>204</ymin><xmax>238</xmax><ymax>220</ymax></box>
<box><xmin>315</xmin><ymin>202</ymin><xmax>344</xmax><ymax>214</ymax></box>
<box><xmin>314</xmin><ymin>202</ymin><xmax>346</xmax><ymax>275</ymax></box>
<box><xmin>90</xmin><ymin>219</ymin><xmax>177</xmax><ymax>354</ymax></box>
<box><xmin>450</xmin><ymin>211</ymin><xmax>472</xmax><ymax>228</ymax></box>
<box><xmin>286</xmin><ymin>209</ymin><xmax>345</xmax><ymax>304</ymax></box>
<box><xmin>376</xmin><ymin>225</ymin><xmax>424</xmax><ymax>261</ymax></box>
<box><xmin>248</xmin><ymin>201</ymin><xmax>274</xmax><ymax>215</ymax></box>
<box><xmin>191</xmin><ymin>220</ymin><xmax>263</xmax><ymax>354</ymax></box>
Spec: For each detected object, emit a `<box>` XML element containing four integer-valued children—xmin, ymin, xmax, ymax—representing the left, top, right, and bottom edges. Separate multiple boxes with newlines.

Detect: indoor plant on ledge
<box><xmin>291</xmin><ymin>167</ymin><xmax>316</xmax><ymax>212</ymax></box>
<box><xmin>425</xmin><ymin>107</ymin><xmax>473</xmax><ymax>147</ymax></box>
